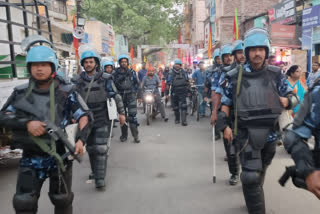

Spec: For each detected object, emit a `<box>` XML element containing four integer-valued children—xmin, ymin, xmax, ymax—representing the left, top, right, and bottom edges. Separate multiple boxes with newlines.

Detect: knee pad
<box><xmin>241</xmin><ymin>171</ymin><xmax>261</xmax><ymax>186</ymax></box>
<box><xmin>93</xmin><ymin>145</ymin><xmax>108</xmax><ymax>155</ymax></box>
<box><xmin>13</xmin><ymin>193</ymin><xmax>38</xmax><ymax>212</ymax></box>
<box><xmin>128</xmin><ymin>116</ymin><xmax>135</xmax><ymax>123</ymax></box>
<box><xmin>128</xmin><ymin>115</ymin><xmax>139</xmax><ymax>125</ymax></box>
<box><xmin>181</xmin><ymin>103</ymin><xmax>188</xmax><ymax>110</ymax></box>
<box><xmin>49</xmin><ymin>192</ymin><xmax>74</xmax><ymax>208</ymax></box>
<box><xmin>173</xmin><ymin>106</ymin><xmax>179</xmax><ymax>111</ymax></box>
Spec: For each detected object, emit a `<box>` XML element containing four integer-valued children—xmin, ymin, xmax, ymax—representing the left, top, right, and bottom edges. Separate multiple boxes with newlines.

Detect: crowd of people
<box><xmin>0</xmin><ymin>26</ymin><xmax>320</xmax><ymax>214</ymax></box>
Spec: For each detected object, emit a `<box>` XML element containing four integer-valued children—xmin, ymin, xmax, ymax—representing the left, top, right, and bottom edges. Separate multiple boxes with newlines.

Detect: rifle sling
<box><xmin>28</xmin><ymin>81</ymin><xmax>66</xmax><ymax>172</ymax></box>
<box><xmin>84</xmin><ymin>73</ymin><xmax>96</xmax><ymax>103</ymax></box>
<box><xmin>234</xmin><ymin>65</ymin><xmax>243</xmax><ymax>136</ymax></box>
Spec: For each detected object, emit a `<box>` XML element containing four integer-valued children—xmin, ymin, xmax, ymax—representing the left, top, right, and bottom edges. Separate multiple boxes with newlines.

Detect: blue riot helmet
<box><xmin>26</xmin><ymin>46</ymin><xmax>59</xmax><ymax>74</ymax></box>
<box><xmin>220</xmin><ymin>44</ymin><xmax>232</xmax><ymax>58</ymax></box>
<box><xmin>118</xmin><ymin>54</ymin><xmax>130</xmax><ymax>65</ymax></box>
<box><xmin>80</xmin><ymin>50</ymin><xmax>101</xmax><ymax>67</ymax></box>
<box><xmin>103</xmin><ymin>61</ymin><xmax>114</xmax><ymax>69</ymax></box>
<box><xmin>213</xmin><ymin>48</ymin><xmax>220</xmax><ymax>59</ymax></box>
<box><xmin>244</xmin><ymin>27</ymin><xmax>270</xmax><ymax>60</ymax></box>
<box><xmin>220</xmin><ymin>44</ymin><xmax>232</xmax><ymax>65</ymax></box>
<box><xmin>231</xmin><ymin>40</ymin><xmax>244</xmax><ymax>55</ymax></box>
<box><xmin>174</xmin><ymin>59</ymin><xmax>182</xmax><ymax>65</ymax></box>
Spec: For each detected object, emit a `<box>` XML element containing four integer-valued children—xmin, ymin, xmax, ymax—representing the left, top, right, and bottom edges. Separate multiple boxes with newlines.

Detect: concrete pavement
<box><xmin>0</xmin><ymin>108</ymin><xmax>319</xmax><ymax>214</ymax></box>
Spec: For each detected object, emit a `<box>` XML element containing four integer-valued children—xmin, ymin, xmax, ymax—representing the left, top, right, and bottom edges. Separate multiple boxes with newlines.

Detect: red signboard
<box><xmin>268</xmin><ymin>9</ymin><xmax>275</xmax><ymax>22</ymax></box>
<box><xmin>271</xmin><ymin>23</ymin><xmax>296</xmax><ymax>39</ymax></box>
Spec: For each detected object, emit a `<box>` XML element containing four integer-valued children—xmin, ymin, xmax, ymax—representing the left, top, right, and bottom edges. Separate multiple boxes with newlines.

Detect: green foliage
<box><xmin>83</xmin><ymin>0</ymin><xmax>185</xmax><ymax>47</ymax></box>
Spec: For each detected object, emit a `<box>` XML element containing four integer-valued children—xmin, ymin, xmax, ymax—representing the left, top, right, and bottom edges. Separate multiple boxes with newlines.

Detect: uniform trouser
<box><xmin>13</xmin><ymin>161</ymin><xmax>73</xmax><ymax>214</ymax></box>
<box><xmin>237</xmin><ymin>128</ymin><xmax>277</xmax><ymax>214</ymax></box>
<box><xmin>154</xmin><ymin>93</ymin><xmax>166</xmax><ymax>118</ymax></box>
<box><xmin>121</xmin><ymin>93</ymin><xmax>139</xmax><ymax>138</ymax></box>
<box><xmin>171</xmin><ymin>91</ymin><xmax>188</xmax><ymax>121</ymax></box>
<box><xmin>86</xmin><ymin>125</ymin><xmax>110</xmax><ymax>182</ymax></box>
<box><xmin>223</xmin><ymin>138</ymin><xmax>240</xmax><ymax>176</ymax></box>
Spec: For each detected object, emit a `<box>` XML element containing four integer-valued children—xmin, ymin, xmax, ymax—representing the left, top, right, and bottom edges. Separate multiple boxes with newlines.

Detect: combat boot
<box><xmin>120</xmin><ymin>124</ymin><xmax>128</xmax><ymax>142</ymax></box>
<box><xmin>229</xmin><ymin>174</ymin><xmax>239</xmax><ymax>185</ymax></box>
<box><xmin>130</xmin><ymin>124</ymin><xmax>140</xmax><ymax>143</ymax></box>
<box><xmin>181</xmin><ymin>111</ymin><xmax>188</xmax><ymax>126</ymax></box>
<box><xmin>174</xmin><ymin>111</ymin><xmax>180</xmax><ymax>124</ymax></box>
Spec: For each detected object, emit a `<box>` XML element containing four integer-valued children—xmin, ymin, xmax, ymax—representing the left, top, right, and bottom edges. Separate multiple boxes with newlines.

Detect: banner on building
<box><xmin>205</xmin><ymin>23</ymin><xmax>210</xmax><ymax>48</ymax></box>
<box><xmin>271</xmin><ymin>23</ymin><xmax>298</xmax><ymax>47</ymax></box>
<box><xmin>302</xmin><ymin>4</ymin><xmax>320</xmax><ymax>50</ymax></box>
<box><xmin>210</xmin><ymin>0</ymin><xmax>216</xmax><ymax>23</ymax></box>
<box><xmin>268</xmin><ymin>0</ymin><xmax>296</xmax><ymax>25</ymax></box>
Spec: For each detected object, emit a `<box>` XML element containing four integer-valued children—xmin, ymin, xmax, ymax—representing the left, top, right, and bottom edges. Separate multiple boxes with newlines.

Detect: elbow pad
<box><xmin>0</xmin><ymin>112</ymin><xmax>30</xmax><ymax>130</ymax></box>
<box><xmin>216</xmin><ymin>111</ymin><xmax>231</xmax><ymax>132</ymax></box>
<box><xmin>76</xmin><ymin>122</ymin><xmax>92</xmax><ymax>146</ymax></box>
<box><xmin>114</xmin><ymin>94</ymin><xmax>125</xmax><ymax>115</ymax></box>
<box><xmin>286</xmin><ymin>93</ymin><xmax>299</xmax><ymax>110</ymax></box>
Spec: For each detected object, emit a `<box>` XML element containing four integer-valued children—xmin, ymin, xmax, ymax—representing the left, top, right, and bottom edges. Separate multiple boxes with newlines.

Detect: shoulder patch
<box><xmin>14</xmin><ymin>83</ymin><xmax>29</xmax><ymax>92</ymax></box>
<box><xmin>59</xmin><ymin>83</ymin><xmax>74</xmax><ymax>93</ymax></box>
<box><xmin>267</xmin><ymin>65</ymin><xmax>281</xmax><ymax>73</ymax></box>
<box><xmin>71</xmin><ymin>74</ymin><xmax>82</xmax><ymax>84</ymax></box>
<box><xmin>55</xmin><ymin>75</ymin><xmax>67</xmax><ymax>84</ymax></box>
<box><xmin>226</xmin><ymin>67</ymin><xmax>239</xmax><ymax>78</ymax></box>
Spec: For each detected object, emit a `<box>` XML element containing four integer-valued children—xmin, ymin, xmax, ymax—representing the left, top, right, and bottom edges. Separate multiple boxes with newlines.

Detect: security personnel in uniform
<box><xmin>113</xmin><ymin>54</ymin><xmax>140</xmax><ymax>143</ymax></box>
<box><xmin>283</xmin><ymin>77</ymin><xmax>320</xmax><ymax>199</ymax></box>
<box><xmin>166</xmin><ymin>59</ymin><xmax>190</xmax><ymax>126</ymax></box>
<box><xmin>204</xmin><ymin>49</ymin><xmax>222</xmax><ymax>102</ymax></box>
<box><xmin>72</xmin><ymin>50</ymin><xmax>126</xmax><ymax>189</ymax></box>
<box><xmin>218</xmin><ymin>27</ymin><xmax>298</xmax><ymax>213</ymax></box>
<box><xmin>103</xmin><ymin>61</ymin><xmax>115</xmax><ymax>74</ymax></box>
<box><xmin>216</xmin><ymin>40</ymin><xmax>246</xmax><ymax>186</ymax></box>
<box><xmin>210</xmin><ymin>44</ymin><xmax>233</xmax><ymax>126</ymax></box>
<box><xmin>0</xmin><ymin>42</ymin><xmax>92</xmax><ymax>214</ymax></box>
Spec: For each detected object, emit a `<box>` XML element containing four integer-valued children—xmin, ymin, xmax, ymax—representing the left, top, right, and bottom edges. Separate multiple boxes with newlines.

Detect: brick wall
<box><xmin>215</xmin><ymin>0</ymin><xmax>280</xmax><ymax>44</ymax></box>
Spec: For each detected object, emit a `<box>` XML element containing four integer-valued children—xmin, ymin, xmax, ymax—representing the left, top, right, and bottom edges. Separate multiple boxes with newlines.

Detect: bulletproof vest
<box><xmin>74</xmin><ymin>71</ymin><xmax>109</xmax><ymax>127</ymax></box>
<box><xmin>172</xmin><ymin>69</ymin><xmax>188</xmax><ymax>90</ymax></box>
<box><xmin>233</xmin><ymin>66</ymin><xmax>282</xmax><ymax>127</ymax></box>
<box><xmin>113</xmin><ymin>68</ymin><xmax>134</xmax><ymax>92</ymax></box>
<box><xmin>10</xmin><ymin>78</ymin><xmax>72</xmax><ymax>154</ymax></box>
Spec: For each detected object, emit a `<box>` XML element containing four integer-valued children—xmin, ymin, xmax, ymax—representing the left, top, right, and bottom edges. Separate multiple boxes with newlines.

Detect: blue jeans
<box><xmin>198</xmin><ymin>90</ymin><xmax>206</xmax><ymax>115</ymax></box>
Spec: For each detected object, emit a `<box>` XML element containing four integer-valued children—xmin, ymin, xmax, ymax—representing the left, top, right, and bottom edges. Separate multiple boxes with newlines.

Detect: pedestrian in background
<box><xmin>308</xmin><ymin>62</ymin><xmax>320</xmax><ymax>86</ymax></box>
<box><xmin>138</xmin><ymin>62</ymin><xmax>148</xmax><ymax>83</ymax></box>
<box><xmin>286</xmin><ymin>65</ymin><xmax>307</xmax><ymax>116</ymax></box>
<box><xmin>268</xmin><ymin>55</ymin><xmax>277</xmax><ymax>66</ymax></box>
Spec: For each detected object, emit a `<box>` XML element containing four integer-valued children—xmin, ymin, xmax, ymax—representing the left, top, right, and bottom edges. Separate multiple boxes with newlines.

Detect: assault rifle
<box><xmin>44</xmin><ymin>120</ymin><xmax>82</xmax><ymax>163</ymax></box>
<box><xmin>278</xmin><ymin>166</ymin><xmax>307</xmax><ymax>189</ymax></box>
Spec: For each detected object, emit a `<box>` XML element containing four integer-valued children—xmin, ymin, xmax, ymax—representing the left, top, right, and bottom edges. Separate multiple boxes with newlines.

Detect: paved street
<box><xmin>0</xmin><ymin>107</ymin><xmax>319</xmax><ymax>214</ymax></box>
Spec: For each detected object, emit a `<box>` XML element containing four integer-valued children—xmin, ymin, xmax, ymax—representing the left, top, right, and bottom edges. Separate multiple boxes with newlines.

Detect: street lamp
<box><xmin>77</xmin><ymin>17</ymin><xmax>86</xmax><ymax>27</ymax></box>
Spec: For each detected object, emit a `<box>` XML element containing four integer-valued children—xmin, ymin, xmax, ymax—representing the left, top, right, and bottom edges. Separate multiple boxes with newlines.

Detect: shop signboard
<box><xmin>302</xmin><ymin>4</ymin><xmax>320</xmax><ymax>49</ymax></box>
<box><xmin>211</xmin><ymin>23</ymin><xmax>215</xmax><ymax>42</ymax></box>
<box><xmin>254</xmin><ymin>16</ymin><xmax>267</xmax><ymax>28</ymax></box>
<box><xmin>204</xmin><ymin>22</ymin><xmax>210</xmax><ymax>48</ymax></box>
<box><xmin>102</xmin><ymin>42</ymin><xmax>109</xmax><ymax>54</ymax></box>
<box><xmin>268</xmin><ymin>0</ymin><xmax>296</xmax><ymax>25</ymax></box>
<box><xmin>271</xmin><ymin>23</ymin><xmax>296</xmax><ymax>46</ymax></box>
<box><xmin>313</xmin><ymin>25</ymin><xmax>320</xmax><ymax>44</ymax></box>
<box><xmin>313</xmin><ymin>0</ymin><xmax>320</xmax><ymax>6</ymax></box>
